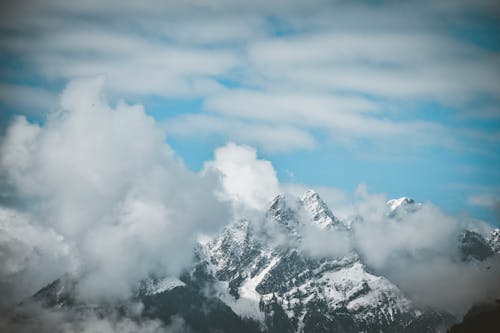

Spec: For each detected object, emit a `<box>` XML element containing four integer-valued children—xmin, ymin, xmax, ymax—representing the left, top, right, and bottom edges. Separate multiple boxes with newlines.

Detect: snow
<box><xmin>218</xmin><ymin>254</ymin><xmax>281</xmax><ymax>322</ymax></box>
<box><xmin>241</xmin><ymin>254</ymin><xmax>280</xmax><ymax>302</ymax></box>
<box><xmin>387</xmin><ymin>197</ymin><xmax>413</xmax><ymax>212</ymax></box>
<box><xmin>142</xmin><ymin>276</ymin><xmax>185</xmax><ymax>295</ymax></box>
<box><xmin>489</xmin><ymin>228</ymin><xmax>500</xmax><ymax>253</ymax></box>
<box><xmin>301</xmin><ymin>189</ymin><xmax>338</xmax><ymax>229</ymax></box>
<box><xmin>386</xmin><ymin>197</ymin><xmax>421</xmax><ymax>217</ymax></box>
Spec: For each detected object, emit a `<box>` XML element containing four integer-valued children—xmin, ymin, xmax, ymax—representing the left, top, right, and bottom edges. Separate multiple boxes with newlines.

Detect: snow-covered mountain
<box><xmin>386</xmin><ymin>197</ymin><xmax>421</xmax><ymax>217</ymax></box>
<box><xmin>21</xmin><ymin>191</ymin><xmax>500</xmax><ymax>333</ymax></box>
<box><xmin>189</xmin><ymin>192</ymin><xmax>455</xmax><ymax>332</ymax></box>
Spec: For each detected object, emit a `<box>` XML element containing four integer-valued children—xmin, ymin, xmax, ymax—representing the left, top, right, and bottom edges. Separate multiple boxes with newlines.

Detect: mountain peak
<box><xmin>266</xmin><ymin>191</ymin><xmax>340</xmax><ymax>230</ymax></box>
<box><xmin>301</xmin><ymin>189</ymin><xmax>320</xmax><ymax>200</ymax></box>
<box><xmin>300</xmin><ymin>189</ymin><xmax>340</xmax><ymax>229</ymax></box>
<box><xmin>386</xmin><ymin>197</ymin><xmax>420</xmax><ymax>216</ymax></box>
<box><xmin>387</xmin><ymin>197</ymin><xmax>414</xmax><ymax>210</ymax></box>
<box><xmin>266</xmin><ymin>193</ymin><xmax>299</xmax><ymax>227</ymax></box>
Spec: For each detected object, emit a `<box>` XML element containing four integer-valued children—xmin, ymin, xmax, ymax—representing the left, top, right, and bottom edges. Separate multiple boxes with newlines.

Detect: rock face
<box><xmin>488</xmin><ymin>229</ymin><xmax>500</xmax><ymax>253</ymax></box>
<box><xmin>459</xmin><ymin>230</ymin><xmax>494</xmax><ymax>261</ymax></box>
<box><xmin>27</xmin><ymin>191</ymin><xmax>500</xmax><ymax>333</ymax></box>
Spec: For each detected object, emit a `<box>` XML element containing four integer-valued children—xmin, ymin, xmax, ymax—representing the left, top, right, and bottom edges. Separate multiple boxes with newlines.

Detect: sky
<box><xmin>0</xmin><ymin>0</ymin><xmax>499</xmax><ymax>226</ymax></box>
<box><xmin>0</xmin><ymin>2</ymin><xmax>500</xmax><ymax>330</ymax></box>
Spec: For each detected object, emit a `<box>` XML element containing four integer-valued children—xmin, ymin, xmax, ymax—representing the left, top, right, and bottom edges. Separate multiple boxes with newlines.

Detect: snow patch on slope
<box><xmin>142</xmin><ymin>277</ymin><xmax>185</xmax><ymax>295</ymax></box>
<box><xmin>218</xmin><ymin>254</ymin><xmax>281</xmax><ymax>322</ymax></box>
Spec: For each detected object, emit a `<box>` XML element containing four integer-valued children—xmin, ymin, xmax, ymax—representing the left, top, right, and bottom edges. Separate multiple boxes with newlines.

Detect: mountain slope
<box><xmin>193</xmin><ymin>192</ymin><xmax>455</xmax><ymax>332</ymax></box>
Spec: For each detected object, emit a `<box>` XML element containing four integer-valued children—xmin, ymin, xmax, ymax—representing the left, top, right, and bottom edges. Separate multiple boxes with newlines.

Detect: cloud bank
<box><xmin>0</xmin><ymin>77</ymin><xmax>230</xmax><ymax>304</ymax></box>
<box><xmin>350</xmin><ymin>185</ymin><xmax>500</xmax><ymax>314</ymax></box>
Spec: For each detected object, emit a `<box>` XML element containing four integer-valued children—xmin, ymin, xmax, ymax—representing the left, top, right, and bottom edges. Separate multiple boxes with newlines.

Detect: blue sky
<box><xmin>1</xmin><ymin>0</ymin><xmax>499</xmax><ymax>224</ymax></box>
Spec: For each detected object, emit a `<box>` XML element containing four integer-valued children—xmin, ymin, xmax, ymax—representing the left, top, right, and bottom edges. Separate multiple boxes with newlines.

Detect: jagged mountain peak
<box><xmin>301</xmin><ymin>189</ymin><xmax>320</xmax><ymax>200</ymax></box>
<box><xmin>386</xmin><ymin>196</ymin><xmax>421</xmax><ymax>217</ymax></box>
<box><xmin>266</xmin><ymin>190</ymin><xmax>340</xmax><ymax>231</ymax></box>
<box><xmin>266</xmin><ymin>193</ymin><xmax>300</xmax><ymax>228</ymax></box>
<box><xmin>300</xmin><ymin>189</ymin><xmax>340</xmax><ymax>229</ymax></box>
<box><xmin>387</xmin><ymin>197</ymin><xmax>415</xmax><ymax>210</ymax></box>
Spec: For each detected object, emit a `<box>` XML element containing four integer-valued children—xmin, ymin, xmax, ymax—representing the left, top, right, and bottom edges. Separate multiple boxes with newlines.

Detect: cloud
<box><xmin>203</xmin><ymin>142</ymin><xmax>280</xmax><ymax>211</ymax></box>
<box><xmin>348</xmin><ymin>185</ymin><xmax>500</xmax><ymax>314</ymax></box>
<box><xmin>0</xmin><ymin>207</ymin><xmax>75</xmax><ymax>309</ymax></box>
<box><xmin>0</xmin><ymin>77</ymin><xmax>230</xmax><ymax>303</ymax></box>
<box><xmin>468</xmin><ymin>193</ymin><xmax>500</xmax><ymax>222</ymax></box>
<box><xmin>247</xmin><ymin>32</ymin><xmax>500</xmax><ymax>102</ymax></box>
<box><xmin>167</xmin><ymin>113</ymin><xmax>317</xmax><ymax>153</ymax></box>
<box><xmin>0</xmin><ymin>84</ymin><xmax>57</xmax><ymax>116</ymax></box>
<box><xmin>468</xmin><ymin>193</ymin><xmax>500</xmax><ymax>208</ymax></box>
<box><xmin>1</xmin><ymin>0</ymin><xmax>499</xmax><ymax>155</ymax></box>
<box><xmin>0</xmin><ymin>301</ymin><xmax>188</xmax><ymax>333</ymax></box>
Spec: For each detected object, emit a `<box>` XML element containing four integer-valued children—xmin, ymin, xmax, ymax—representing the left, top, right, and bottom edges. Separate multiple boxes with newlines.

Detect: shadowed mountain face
<box><xmin>447</xmin><ymin>301</ymin><xmax>500</xmax><ymax>333</ymax></box>
<box><xmin>19</xmin><ymin>191</ymin><xmax>500</xmax><ymax>332</ymax></box>
<box><xmin>459</xmin><ymin>230</ymin><xmax>494</xmax><ymax>261</ymax></box>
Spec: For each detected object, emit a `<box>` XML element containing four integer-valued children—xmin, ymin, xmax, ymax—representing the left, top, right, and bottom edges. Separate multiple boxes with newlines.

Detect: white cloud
<box><xmin>167</xmin><ymin>114</ymin><xmax>316</xmax><ymax>153</ymax></box>
<box><xmin>203</xmin><ymin>142</ymin><xmax>280</xmax><ymax>211</ymax></box>
<box><xmin>0</xmin><ymin>77</ymin><xmax>230</xmax><ymax>302</ymax></box>
<box><xmin>0</xmin><ymin>84</ymin><xmax>57</xmax><ymax>115</ymax></box>
<box><xmin>468</xmin><ymin>193</ymin><xmax>500</xmax><ymax>222</ymax></box>
<box><xmin>0</xmin><ymin>207</ymin><xmax>75</xmax><ymax>309</ymax></box>
<box><xmin>468</xmin><ymin>193</ymin><xmax>500</xmax><ymax>208</ymax></box>
<box><xmin>346</xmin><ymin>185</ymin><xmax>500</xmax><ymax>313</ymax></box>
<box><xmin>1</xmin><ymin>0</ymin><xmax>499</xmax><ymax>154</ymax></box>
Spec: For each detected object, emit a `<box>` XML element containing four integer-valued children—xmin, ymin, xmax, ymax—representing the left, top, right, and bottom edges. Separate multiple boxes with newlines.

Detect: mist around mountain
<box><xmin>2</xmin><ymin>190</ymin><xmax>499</xmax><ymax>333</ymax></box>
<box><xmin>1</xmin><ymin>79</ymin><xmax>499</xmax><ymax>333</ymax></box>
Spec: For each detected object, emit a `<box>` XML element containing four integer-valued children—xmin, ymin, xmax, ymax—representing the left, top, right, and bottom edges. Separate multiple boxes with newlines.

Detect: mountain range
<box><xmin>8</xmin><ymin>190</ymin><xmax>500</xmax><ymax>332</ymax></box>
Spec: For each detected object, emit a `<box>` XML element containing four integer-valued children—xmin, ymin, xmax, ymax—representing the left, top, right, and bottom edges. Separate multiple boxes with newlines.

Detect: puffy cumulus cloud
<box><xmin>0</xmin><ymin>77</ymin><xmax>230</xmax><ymax>303</ymax></box>
<box><xmin>203</xmin><ymin>142</ymin><xmax>280</xmax><ymax>211</ymax></box>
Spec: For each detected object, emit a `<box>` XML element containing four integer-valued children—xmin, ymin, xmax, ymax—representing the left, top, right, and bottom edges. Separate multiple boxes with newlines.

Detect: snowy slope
<box><xmin>386</xmin><ymin>197</ymin><xmax>421</xmax><ymax>217</ymax></box>
<box><xmin>195</xmin><ymin>191</ymin><xmax>452</xmax><ymax>332</ymax></box>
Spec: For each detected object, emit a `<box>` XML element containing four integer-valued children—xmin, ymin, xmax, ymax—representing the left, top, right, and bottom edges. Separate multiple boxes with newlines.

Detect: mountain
<box><xmin>459</xmin><ymin>230</ymin><xmax>494</xmax><ymax>261</ymax></box>
<box><xmin>447</xmin><ymin>300</ymin><xmax>500</xmax><ymax>333</ymax></box>
<box><xmin>22</xmin><ymin>191</ymin><xmax>500</xmax><ymax>332</ymax></box>
<box><xmin>190</xmin><ymin>192</ymin><xmax>455</xmax><ymax>332</ymax></box>
<box><xmin>386</xmin><ymin>197</ymin><xmax>421</xmax><ymax>217</ymax></box>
